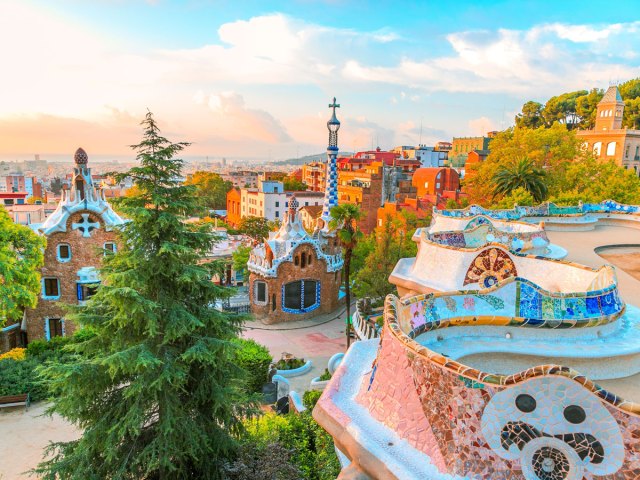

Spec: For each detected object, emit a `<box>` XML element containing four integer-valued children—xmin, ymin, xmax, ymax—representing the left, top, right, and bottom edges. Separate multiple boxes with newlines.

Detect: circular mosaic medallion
<box><xmin>521</xmin><ymin>437</ymin><xmax>583</xmax><ymax>480</ymax></box>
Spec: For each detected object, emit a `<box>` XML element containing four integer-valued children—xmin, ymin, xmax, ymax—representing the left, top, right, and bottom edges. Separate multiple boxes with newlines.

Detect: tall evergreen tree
<box><xmin>36</xmin><ymin>112</ymin><xmax>252</xmax><ymax>480</ymax></box>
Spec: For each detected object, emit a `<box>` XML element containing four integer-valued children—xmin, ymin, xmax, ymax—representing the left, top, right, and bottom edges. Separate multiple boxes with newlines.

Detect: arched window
<box><xmin>606</xmin><ymin>142</ymin><xmax>617</xmax><ymax>156</ymax></box>
<box><xmin>294</xmin><ymin>255</ymin><xmax>299</xmax><ymax>266</ymax></box>
<box><xmin>593</xmin><ymin>142</ymin><xmax>602</xmax><ymax>156</ymax></box>
<box><xmin>301</xmin><ymin>252</ymin><xmax>306</xmax><ymax>268</ymax></box>
<box><xmin>282</xmin><ymin>280</ymin><xmax>319</xmax><ymax>313</ymax></box>
<box><xmin>307</xmin><ymin>254</ymin><xmax>312</xmax><ymax>266</ymax></box>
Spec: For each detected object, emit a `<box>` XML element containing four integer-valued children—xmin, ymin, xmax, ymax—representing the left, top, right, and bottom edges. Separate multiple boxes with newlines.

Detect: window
<box><xmin>593</xmin><ymin>142</ymin><xmax>602</xmax><ymax>156</ymax></box>
<box><xmin>275</xmin><ymin>211</ymin><xmax>279</xmax><ymax>218</ymax></box>
<box><xmin>301</xmin><ymin>252</ymin><xmax>306</xmax><ymax>268</ymax></box>
<box><xmin>47</xmin><ymin>318</ymin><xmax>64</xmax><ymax>339</ymax></box>
<box><xmin>294</xmin><ymin>255</ymin><xmax>299</xmax><ymax>266</ymax></box>
<box><xmin>104</xmin><ymin>242</ymin><xmax>116</xmax><ymax>255</ymax></box>
<box><xmin>43</xmin><ymin>278</ymin><xmax>60</xmax><ymax>299</ymax></box>
<box><xmin>254</xmin><ymin>281</ymin><xmax>267</xmax><ymax>305</ymax></box>
<box><xmin>77</xmin><ymin>283</ymin><xmax>99</xmax><ymax>302</ymax></box>
<box><xmin>283</xmin><ymin>280</ymin><xmax>319</xmax><ymax>312</ymax></box>
<box><xmin>606</xmin><ymin>142</ymin><xmax>617</xmax><ymax>156</ymax></box>
<box><xmin>275</xmin><ymin>201</ymin><xmax>280</xmax><ymax>207</ymax></box>
<box><xmin>57</xmin><ymin>243</ymin><xmax>71</xmax><ymax>262</ymax></box>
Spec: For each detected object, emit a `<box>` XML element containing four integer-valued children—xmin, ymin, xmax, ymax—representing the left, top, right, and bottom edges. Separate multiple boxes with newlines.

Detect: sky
<box><xmin>0</xmin><ymin>0</ymin><xmax>639</xmax><ymax>163</ymax></box>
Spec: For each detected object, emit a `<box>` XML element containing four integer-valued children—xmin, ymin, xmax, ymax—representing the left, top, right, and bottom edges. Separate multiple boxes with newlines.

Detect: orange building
<box><xmin>337</xmin><ymin>162</ymin><xmax>384</xmax><ymax>234</ymax></box>
<box><xmin>376</xmin><ymin>199</ymin><xmax>432</xmax><ymax>232</ymax></box>
<box><xmin>301</xmin><ymin>162</ymin><xmax>326</xmax><ymax>192</ymax></box>
<box><xmin>577</xmin><ymin>85</ymin><xmax>640</xmax><ymax>172</ymax></box>
<box><xmin>412</xmin><ymin>167</ymin><xmax>460</xmax><ymax>197</ymax></box>
<box><xmin>226</xmin><ymin>187</ymin><xmax>242</xmax><ymax>227</ymax></box>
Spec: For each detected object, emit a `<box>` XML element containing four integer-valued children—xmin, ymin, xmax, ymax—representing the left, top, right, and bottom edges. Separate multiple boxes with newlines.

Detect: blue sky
<box><xmin>1</xmin><ymin>0</ymin><xmax>639</xmax><ymax>161</ymax></box>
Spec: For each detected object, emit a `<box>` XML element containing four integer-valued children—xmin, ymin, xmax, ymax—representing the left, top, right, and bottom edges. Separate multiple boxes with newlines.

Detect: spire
<box><xmin>599</xmin><ymin>85</ymin><xmax>623</xmax><ymax>105</ymax></box>
<box><xmin>320</xmin><ymin>98</ymin><xmax>341</xmax><ymax>229</ymax></box>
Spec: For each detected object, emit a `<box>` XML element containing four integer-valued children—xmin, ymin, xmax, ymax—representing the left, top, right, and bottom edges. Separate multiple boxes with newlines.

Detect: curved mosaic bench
<box><xmin>390</xmin><ymin>239</ymin><xmax>602</xmax><ymax>297</ymax></box>
<box><xmin>314</xmin><ymin>287</ymin><xmax>640</xmax><ymax>480</ymax></box>
<box><xmin>425</xmin><ymin>221</ymin><xmax>561</xmax><ymax>258</ymax></box>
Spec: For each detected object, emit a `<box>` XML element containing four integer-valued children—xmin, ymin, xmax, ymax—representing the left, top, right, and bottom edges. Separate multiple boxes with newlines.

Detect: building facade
<box><xmin>23</xmin><ymin>148</ymin><xmax>125</xmax><ymax>342</ymax></box>
<box><xmin>577</xmin><ymin>85</ymin><xmax>640</xmax><ymax>172</ymax></box>
<box><xmin>412</xmin><ymin>167</ymin><xmax>461</xmax><ymax>197</ymax></box>
<box><xmin>226</xmin><ymin>187</ymin><xmax>242</xmax><ymax>227</ymax></box>
<box><xmin>247</xmin><ymin>99</ymin><xmax>344</xmax><ymax>324</ymax></box>
<box><xmin>301</xmin><ymin>162</ymin><xmax>327</xmax><ymax>192</ymax></box>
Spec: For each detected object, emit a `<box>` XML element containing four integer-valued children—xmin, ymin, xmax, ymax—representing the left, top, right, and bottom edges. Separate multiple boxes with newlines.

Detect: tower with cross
<box><xmin>320</xmin><ymin>97</ymin><xmax>341</xmax><ymax>228</ymax></box>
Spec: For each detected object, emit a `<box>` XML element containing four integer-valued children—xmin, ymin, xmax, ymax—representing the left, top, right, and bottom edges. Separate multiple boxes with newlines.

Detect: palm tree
<box><xmin>329</xmin><ymin>203</ymin><xmax>363</xmax><ymax>349</ymax></box>
<box><xmin>492</xmin><ymin>157</ymin><xmax>548</xmax><ymax>202</ymax></box>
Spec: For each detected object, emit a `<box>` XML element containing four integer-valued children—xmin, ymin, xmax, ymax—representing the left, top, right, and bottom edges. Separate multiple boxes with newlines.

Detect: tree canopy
<box><xmin>463</xmin><ymin>123</ymin><xmax>640</xmax><ymax>207</ymax></box>
<box><xmin>0</xmin><ymin>207</ymin><xmax>45</xmax><ymax>326</ymax></box>
<box><xmin>35</xmin><ymin>112</ymin><xmax>253</xmax><ymax>480</ymax></box>
<box><xmin>514</xmin><ymin>78</ymin><xmax>640</xmax><ymax>130</ymax></box>
<box><xmin>186</xmin><ymin>171</ymin><xmax>233</xmax><ymax>212</ymax></box>
<box><xmin>237</xmin><ymin>216</ymin><xmax>279</xmax><ymax>243</ymax></box>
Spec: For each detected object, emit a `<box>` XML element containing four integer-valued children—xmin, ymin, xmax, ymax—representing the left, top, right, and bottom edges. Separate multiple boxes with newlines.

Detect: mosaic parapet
<box><xmin>390</xmin><ymin>238</ymin><xmax>614</xmax><ymax>296</ymax></box>
<box><xmin>434</xmin><ymin>199</ymin><xmax>640</xmax><ymax>220</ymax></box>
<box><xmin>316</xmin><ymin>290</ymin><xmax>640</xmax><ymax>479</ymax></box>
<box><xmin>422</xmin><ymin>220</ymin><xmax>560</xmax><ymax>257</ymax></box>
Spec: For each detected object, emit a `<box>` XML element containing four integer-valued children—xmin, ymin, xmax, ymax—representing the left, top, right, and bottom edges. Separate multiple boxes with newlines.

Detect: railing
<box><xmin>352</xmin><ymin>298</ymin><xmax>382</xmax><ymax>340</ymax></box>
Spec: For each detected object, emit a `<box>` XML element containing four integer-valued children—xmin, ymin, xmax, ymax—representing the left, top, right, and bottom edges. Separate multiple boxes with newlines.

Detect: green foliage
<box><xmin>232</xmin><ymin>338</ymin><xmax>272</xmax><ymax>393</ymax></box>
<box><xmin>222</xmin><ymin>441</ymin><xmax>301</xmax><ymax>480</ymax></box>
<box><xmin>0</xmin><ymin>357</ymin><xmax>49</xmax><ymax>401</ymax></box>
<box><xmin>491</xmin><ymin>187</ymin><xmax>535</xmax><ymax>209</ymax></box>
<box><xmin>514</xmin><ymin>78</ymin><xmax>640</xmax><ymax>130</ymax></box>
<box><xmin>186</xmin><ymin>171</ymin><xmax>233</xmax><ymax>212</ymax></box>
<box><xmin>283</xmin><ymin>177</ymin><xmax>308</xmax><ymax>192</ymax></box>
<box><xmin>492</xmin><ymin>157</ymin><xmax>547</xmax><ymax>202</ymax></box>
<box><xmin>26</xmin><ymin>336</ymin><xmax>72</xmax><ymax>358</ymax></box>
<box><xmin>0</xmin><ymin>206</ymin><xmax>45</xmax><ymax>326</ymax></box>
<box><xmin>242</xmin><ymin>411</ymin><xmax>340</xmax><ymax>480</ymax></box>
<box><xmin>35</xmin><ymin>112</ymin><xmax>254</xmax><ymax>480</ymax></box>
<box><xmin>353</xmin><ymin>214</ymin><xmax>417</xmax><ymax>300</ymax></box>
<box><xmin>238</xmin><ymin>216</ymin><xmax>279</xmax><ymax>243</ymax></box>
<box><xmin>303</xmin><ymin>389</ymin><xmax>323</xmax><ymax>409</ymax></box>
<box><xmin>232</xmin><ymin>245</ymin><xmax>252</xmax><ymax>281</ymax></box>
<box><xmin>275</xmin><ymin>357</ymin><xmax>306</xmax><ymax>370</ymax></box>
<box><xmin>318</xmin><ymin>369</ymin><xmax>331</xmax><ymax>381</ymax></box>
<box><xmin>329</xmin><ymin>203</ymin><xmax>364</xmax><ymax>347</ymax></box>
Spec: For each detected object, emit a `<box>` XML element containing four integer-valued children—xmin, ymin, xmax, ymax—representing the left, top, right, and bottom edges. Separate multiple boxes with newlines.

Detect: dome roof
<box><xmin>74</xmin><ymin>147</ymin><xmax>88</xmax><ymax>165</ymax></box>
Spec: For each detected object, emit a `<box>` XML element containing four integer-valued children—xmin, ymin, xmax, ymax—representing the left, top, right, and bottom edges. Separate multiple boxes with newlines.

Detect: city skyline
<box><xmin>1</xmin><ymin>0</ymin><xmax>639</xmax><ymax>162</ymax></box>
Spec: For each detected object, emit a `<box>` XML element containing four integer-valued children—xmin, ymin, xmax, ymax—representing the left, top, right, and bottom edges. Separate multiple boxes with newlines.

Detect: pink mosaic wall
<box><xmin>358</xmin><ymin>322</ymin><xmax>640</xmax><ymax>479</ymax></box>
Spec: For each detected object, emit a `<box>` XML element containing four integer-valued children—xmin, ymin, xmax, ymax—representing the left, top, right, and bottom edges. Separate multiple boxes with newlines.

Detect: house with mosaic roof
<box><xmin>247</xmin><ymin>99</ymin><xmax>344</xmax><ymax>323</ymax></box>
<box><xmin>22</xmin><ymin>148</ymin><xmax>125</xmax><ymax>343</ymax></box>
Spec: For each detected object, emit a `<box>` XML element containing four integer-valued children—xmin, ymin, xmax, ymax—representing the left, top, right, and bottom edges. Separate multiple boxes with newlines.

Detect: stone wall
<box><xmin>249</xmin><ymin>242</ymin><xmax>342</xmax><ymax>324</ymax></box>
<box><xmin>25</xmin><ymin>211</ymin><xmax>119</xmax><ymax>342</ymax></box>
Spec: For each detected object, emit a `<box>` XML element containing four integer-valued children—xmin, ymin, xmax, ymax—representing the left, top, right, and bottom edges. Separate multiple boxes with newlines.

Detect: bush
<box><xmin>222</xmin><ymin>441</ymin><xmax>301</xmax><ymax>480</ymax></box>
<box><xmin>303</xmin><ymin>390</ymin><xmax>322</xmax><ymax>410</ymax></box>
<box><xmin>242</xmin><ymin>411</ymin><xmax>340</xmax><ymax>480</ymax></box>
<box><xmin>275</xmin><ymin>357</ymin><xmax>305</xmax><ymax>370</ymax></box>
<box><xmin>0</xmin><ymin>357</ymin><xmax>48</xmax><ymax>400</ymax></box>
<box><xmin>0</xmin><ymin>347</ymin><xmax>26</xmax><ymax>361</ymax></box>
<box><xmin>232</xmin><ymin>338</ymin><xmax>273</xmax><ymax>393</ymax></box>
<box><xmin>26</xmin><ymin>335</ymin><xmax>72</xmax><ymax>358</ymax></box>
<box><xmin>318</xmin><ymin>369</ymin><xmax>331</xmax><ymax>382</ymax></box>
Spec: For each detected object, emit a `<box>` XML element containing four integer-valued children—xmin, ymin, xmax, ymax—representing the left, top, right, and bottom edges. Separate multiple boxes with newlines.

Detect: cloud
<box><xmin>195</xmin><ymin>91</ymin><xmax>292</xmax><ymax>143</ymax></box>
<box><xmin>468</xmin><ymin>116</ymin><xmax>498</xmax><ymax>136</ymax></box>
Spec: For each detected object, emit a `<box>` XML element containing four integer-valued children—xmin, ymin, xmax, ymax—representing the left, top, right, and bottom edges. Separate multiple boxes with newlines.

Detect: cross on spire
<box><xmin>329</xmin><ymin>97</ymin><xmax>340</xmax><ymax>113</ymax></box>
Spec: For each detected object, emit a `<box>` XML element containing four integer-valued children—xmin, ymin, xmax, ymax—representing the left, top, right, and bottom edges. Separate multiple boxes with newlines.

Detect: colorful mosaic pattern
<box><xmin>434</xmin><ymin>200</ymin><xmax>640</xmax><ymax>220</ymax></box>
<box><xmin>463</xmin><ymin>247</ymin><xmax>518</xmax><ymax>287</ymax></box>
<box><xmin>321</xmin><ymin>150</ymin><xmax>339</xmax><ymax>224</ymax></box>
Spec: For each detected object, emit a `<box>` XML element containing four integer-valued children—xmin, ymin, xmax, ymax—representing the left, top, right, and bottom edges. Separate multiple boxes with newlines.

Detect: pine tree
<box><xmin>35</xmin><ymin>112</ymin><xmax>252</xmax><ymax>480</ymax></box>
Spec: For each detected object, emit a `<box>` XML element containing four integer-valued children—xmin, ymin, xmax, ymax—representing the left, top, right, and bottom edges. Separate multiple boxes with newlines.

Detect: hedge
<box><xmin>231</xmin><ymin>338</ymin><xmax>273</xmax><ymax>393</ymax></box>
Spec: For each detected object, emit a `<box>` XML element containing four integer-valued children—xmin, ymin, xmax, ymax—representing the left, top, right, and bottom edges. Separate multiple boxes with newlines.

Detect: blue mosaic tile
<box><xmin>586</xmin><ymin>296</ymin><xmax>600</xmax><ymax>315</ymax></box>
<box><xmin>518</xmin><ymin>282</ymin><xmax>542</xmax><ymax>318</ymax></box>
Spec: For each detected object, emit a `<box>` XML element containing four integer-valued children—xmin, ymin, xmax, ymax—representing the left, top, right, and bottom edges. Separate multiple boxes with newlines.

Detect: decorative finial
<box><xmin>327</xmin><ymin>97</ymin><xmax>341</xmax><ymax>149</ymax></box>
<box><xmin>74</xmin><ymin>147</ymin><xmax>88</xmax><ymax>165</ymax></box>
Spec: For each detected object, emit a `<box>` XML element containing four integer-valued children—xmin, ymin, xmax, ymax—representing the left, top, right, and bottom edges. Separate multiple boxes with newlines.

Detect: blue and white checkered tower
<box><xmin>320</xmin><ymin>97</ymin><xmax>340</xmax><ymax>231</ymax></box>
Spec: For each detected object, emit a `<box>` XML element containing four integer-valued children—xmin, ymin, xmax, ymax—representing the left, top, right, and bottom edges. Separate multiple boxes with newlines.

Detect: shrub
<box><xmin>26</xmin><ymin>335</ymin><xmax>72</xmax><ymax>358</ymax></box>
<box><xmin>242</xmin><ymin>411</ymin><xmax>340</xmax><ymax>480</ymax></box>
<box><xmin>0</xmin><ymin>357</ymin><xmax>48</xmax><ymax>400</ymax></box>
<box><xmin>275</xmin><ymin>357</ymin><xmax>305</xmax><ymax>370</ymax></box>
<box><xmin>232</xmin><ymin>338</ymin><xmax>273</xmax><ymax>393</ymax></box>
<box><xmin>303</xmin><ymin>390</ymin><xmax>322</xmax><ymax>410</ymax></box>
<box><xmin>318</xmin><ymin>369</ymin><xmax>331</xmax><ymax>382</ymax></box>
<box><xmin>0</xmin><ymin>347</ymin><xmax>26</xmax><ymax>361</ymax></box>
<box><xmin>222</xmin><ymin>441</ymin><xmax>301</xmax><ymax>480</ymax></box>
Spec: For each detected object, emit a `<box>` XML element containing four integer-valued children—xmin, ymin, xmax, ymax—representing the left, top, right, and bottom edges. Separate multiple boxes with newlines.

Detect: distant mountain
<box><xmin>272</xmin><ymin>152</ymin><xmax>353</xmax><ymax>166</ymax></box>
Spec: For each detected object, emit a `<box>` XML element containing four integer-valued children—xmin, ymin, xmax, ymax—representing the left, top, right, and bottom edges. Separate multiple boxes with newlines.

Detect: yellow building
<box><xmin>577</xmin><ymin>85</ymin><xmax>640</xmax><ymax>173</ymax></box>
